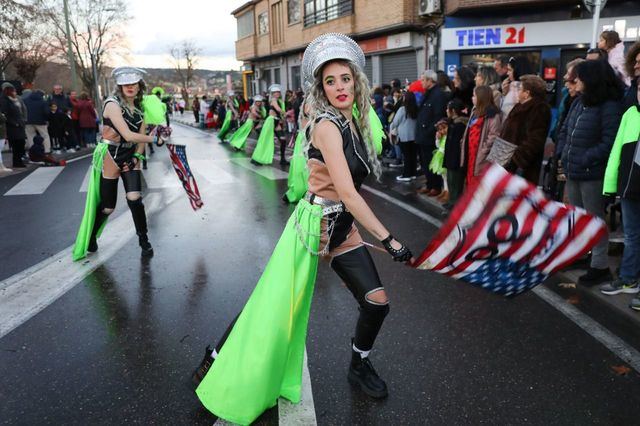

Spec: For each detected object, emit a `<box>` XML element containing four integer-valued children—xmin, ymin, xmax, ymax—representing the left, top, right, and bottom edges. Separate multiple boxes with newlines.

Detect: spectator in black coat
<box><xmin>556</xmin><ymin>59</ymin><xmax>625</xmax><ymax>287</ymax></box>
<box><xmin>24</xmin><ymin>89</ymin><xmax>52</xmax><ymax>152</ymax></box>
<box><xmin>452</xmin><ymin>66</ymin><xmax>476</xmax><ymax>113</ymax></box>
<box><xmin>0</xmin><ymin>82</ymin><xmax>27</xmax><ymax>167</ymax></box>
<box><xmin>415</xmin><ymin>70</ymin><xmax>450</xmax><ymax>195</ymax></box>
<box><xmin>442</xmin><ymin>99</ymin><xmax>468</xmax><ymax>210</ymax></box>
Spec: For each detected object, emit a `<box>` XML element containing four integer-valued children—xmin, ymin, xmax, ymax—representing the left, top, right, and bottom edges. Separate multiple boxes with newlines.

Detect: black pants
<box><xmin>193</xmin><ymin>110</ymin><xmax>199</xmax><ymax>123</ymax></box>
<box><xmin>418</xmin><ymin>143</ymin><xmax>443</xmax><ymax>190</ymax></box>
<box><xmin>398</xmin><ymin>141</ymin><xmax>417</xmax><ymax>178</ymax></box>
<box><xmin>446</xmin><ymin>168</ymin><xmax>466</xmax><ymax>205</ymax></box>
<box><xmin>213</xmin><ymin>246</ymin><xmax>388</xmax><ymax>355</ymax></box>
<box><xmin>8</xmin><ymin>138</ymin><xmax>25</xmax><ymax>166</ymax></box>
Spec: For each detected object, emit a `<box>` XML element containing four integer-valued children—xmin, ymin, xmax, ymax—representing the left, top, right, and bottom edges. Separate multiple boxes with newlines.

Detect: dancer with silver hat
<box><xmin>229</xmin><ymin>94</ymin><xmax>267</xmax><ymax>151</ymax></box>
<box><xmin>251</xmin><ymin>83</ymin><xmax>288</xmax><ymax>165</ymax></box>
<box><xmin>193</xmin><ymin>33</ymin><xmax>413</xmax><ymax>425</ymax></box>
<box><xmin>72</xmin><ymin>66</ymin><xmax>167</xmax><ymax>260</ymax></box>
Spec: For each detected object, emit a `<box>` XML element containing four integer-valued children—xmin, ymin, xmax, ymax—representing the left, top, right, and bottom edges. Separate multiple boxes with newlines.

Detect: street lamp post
<box><xmin>63</xmin><ymin>0</ymin><xmax>79</xmax><ymax>92</ymax></box>
<box><xmin>583</xmin><ymin>0</ymin><xmax>608</xmax><ymax>48</ymax></box>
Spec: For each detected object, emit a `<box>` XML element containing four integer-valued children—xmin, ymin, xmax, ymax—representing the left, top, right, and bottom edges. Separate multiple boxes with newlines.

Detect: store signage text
<box><xmin>455</xmin><ymin>26</ymin><xmax>526</xmax><ymax>47</ymax></box>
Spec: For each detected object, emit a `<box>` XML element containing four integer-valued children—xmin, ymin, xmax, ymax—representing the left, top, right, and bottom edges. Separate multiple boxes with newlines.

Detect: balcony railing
<box><xmin>303</xmin><ymin>0</ymin><xmax>353</xmax><ymax>27</ymax></box>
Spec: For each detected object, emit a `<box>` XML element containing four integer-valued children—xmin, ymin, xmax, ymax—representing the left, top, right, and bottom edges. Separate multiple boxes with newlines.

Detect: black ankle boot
<box><xmin>348</xmin><ymin>349</ymin><xmax>388</xmax><ymax>399</ymax></box>
<box><xmin>138</xmin><ymin>233</ymin><xmax>154</xmax><ymax>257</ymax></box>
<box><xmin>192</xmin><ymin>345</ymin><xmax>214</xmax><ymax>389</ymax></box>
<box><xmin>88</xmin><ymin>237</ymin><xmax>98</xmax><ymax>253</ymax></box>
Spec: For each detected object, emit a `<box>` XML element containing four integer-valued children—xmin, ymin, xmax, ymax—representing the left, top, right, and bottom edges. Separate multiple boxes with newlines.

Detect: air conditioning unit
<box><xmin>419</xmin><ymin>0</ymin><xmax>441</xmax><ymax>16</ymax></box>
<box><xmin>255</xmin><ymin>68</ymin><xmax>262</xmax><ymax>79</ymax></box>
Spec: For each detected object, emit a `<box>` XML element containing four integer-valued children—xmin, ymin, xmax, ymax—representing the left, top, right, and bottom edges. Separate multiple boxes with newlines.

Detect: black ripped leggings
<box><xmin>90</xmin><ymin>169</ymin><xmax>148</xmax><ymax>241</ymax></box>
<box><xmin>214</xmin><ymin>246</ymin><xmax>388</xmax><ymax>354</ymax></box>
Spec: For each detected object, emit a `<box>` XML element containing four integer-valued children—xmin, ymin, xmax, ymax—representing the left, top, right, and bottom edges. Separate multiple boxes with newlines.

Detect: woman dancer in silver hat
<box><xmin>72</xmin><ymin>67</ymin><xmax>166</xmax><ymax>260</ymax></box>
<box><xmin>192</xmin><ymin>34</ymin><xmax>413</xmax><ymax>424</ymax></box>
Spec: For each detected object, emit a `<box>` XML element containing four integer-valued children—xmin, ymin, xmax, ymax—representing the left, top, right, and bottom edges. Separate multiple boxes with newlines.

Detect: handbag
<box><xmin>486</xmin><ymin>136</ymin><xmax>518</xmax><ymax>166</ymax></box>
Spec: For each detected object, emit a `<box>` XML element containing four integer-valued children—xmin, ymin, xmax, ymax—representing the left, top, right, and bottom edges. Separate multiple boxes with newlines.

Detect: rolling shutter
<box><xmin>381</xmin><ymin>51</ymin><xmax>417</xmax><ymax>84</ymax></box>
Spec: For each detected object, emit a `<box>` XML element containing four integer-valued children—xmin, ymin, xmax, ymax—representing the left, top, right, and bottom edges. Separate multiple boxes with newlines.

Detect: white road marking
<box><xmin>278</xmin><ymin>349</ymin><xmax>317</xmax><ymax>425</ymax></box>
<box><xmin>190</xmin><ymin>160</ymin><xmax>236</xmax><ymax>185</ymax></box>
<box><xmin>79</xmin><ymin>166</ymin><xmax>92</xmax><ymax>192</ymax></box>
<box><xmin>230</xmin><ymin>158</ymin><xmax>288</xmax><ymax>180</ymax></box>
<box><xmin>66</xmin><ymin>153</ymin><xmax>93</xmax><ymax>163</ymax></box>
<box><xmin>4</xmin><ymin>167</ymin><xmax>65</xmax><ymax>196</ymax></box>
<box><xmin>143</xmin><ymin>161</ymin><xmax>182</xmax><ymax>189</ymax></box>
<box><xmin>0</xmin><ymin>190</ymin><xmax>182</xmax><ymax>339</ymax></box>
<box><xmin>361</xmin><ymin>185</ymin><xmax>640</xmax><ymax>373</ymax></box>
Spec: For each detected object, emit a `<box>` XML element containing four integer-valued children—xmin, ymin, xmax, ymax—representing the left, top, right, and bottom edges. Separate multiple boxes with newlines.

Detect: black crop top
<box><xmin>102</xmin><ymin>95</ymin><xmax>144</xmax><ymax>143</ymax></box>
<box><xmin>307</xmin><ymin>111</ymin><xmax>371</xmax><ymax>190</ymax></box>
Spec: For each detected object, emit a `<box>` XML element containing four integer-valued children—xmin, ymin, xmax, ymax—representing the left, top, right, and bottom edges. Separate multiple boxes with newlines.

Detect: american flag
<box><xmin>167</xmin><ymin>143</ymin><xmax>204</xmax><ymax>210</ymax></box>
<box><xmin>412</xmin><ymin>164</ymin><xmax>606</xmax><ymax>297</ymax></box>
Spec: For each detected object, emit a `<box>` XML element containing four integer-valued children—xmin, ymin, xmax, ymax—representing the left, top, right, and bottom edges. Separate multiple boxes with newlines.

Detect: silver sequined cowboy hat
<box><xmin>302</xmin><ymin>33</ymin><xmax>365</xmax><ymax>91</ymax></box>
<box><xmin>111</xmin><ymin>67</ymin><xmax>147</xmax><ymax>85</ymax></box>
<box><xmin>268</xmin><ymin>84</ymin><xmax>282</xmax><ymax>93</ymax></box>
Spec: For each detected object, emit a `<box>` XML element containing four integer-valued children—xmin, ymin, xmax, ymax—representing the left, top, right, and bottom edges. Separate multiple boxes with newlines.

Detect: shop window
<box><xmin>258</xmin><ymin>12</ymin><xmax>269</xmax><ymax>35</ymax></box>
<box><xmin>274</xmin><ymin>68</ymin><xmax>281</xmax><ymax>85</ymax></box>
<box><xmin>460</xmin><ymin>51</ymin><xmax>541</xmax><ymax>76</ymax></box>
<box><xmin>288</xmin><ymin>0</ymin><xmax>301</xmax><ymax>24</ymax></box>
<box><xmin>303</xmin><ymin>0</ymin><xmax>352</xmax><ymax>27</ymax></box>
<box><xmin>237</xmin><ymin>11</ymin><xmax>255</xmax><ymax>39</ymax></box>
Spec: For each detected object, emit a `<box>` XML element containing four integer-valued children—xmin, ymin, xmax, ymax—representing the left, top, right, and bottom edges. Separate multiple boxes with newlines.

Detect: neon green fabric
<box><xmin>72</xmin><ymin>143</ymin><xmax>109</xmax><ymax>261</ymax></box>
<box><xmin>352</xmin><ymin>105</ymin><xmax>384</xmax><ymax>155</ymax></box>
<box><xmin>141</xmin><ymin>95</ymin><xmax>167</xmax><ymax>125</ymax></box>
<box><xmin>196</xmin><ymin>199</ymin><xmax>322</xmax><ymax>425</ymax></box>
<box><xmin>151</xmin><ymin>86</ymin><xmax>165</xmax><ymax>96</ymax></box>
<box><xmin>218</xmin><ymin>110</ymin><xmax>233</xmax><ymax>141</ymax></box>
<box><xmin>284</xmin><ymin>131</ymin><xmax>309</xmax><ymax>203</ymax></box>
<box><xmin>251</xmin><ymin>116</ymin><xmax>275</xmax><ymax>165</ymax></box>
<box><xmin>229</xmin><ymin>118</ymin><xmax>254</xmax><ymax>150</ymax></box>
<box><xmin>429</xmin><ymin>135</ymin><xmax>446</xmax><ymax>175</ymax></box>
<box><xmin>604</xmin><ymin>106</ymin><xmax>640</xmax><ymax>195</ymax></box>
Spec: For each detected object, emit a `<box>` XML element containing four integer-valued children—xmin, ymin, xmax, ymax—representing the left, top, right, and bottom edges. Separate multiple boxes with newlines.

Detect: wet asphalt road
<box><xmin>1</xmin><ymin>124</ymin><xmax>639</xmax><ymax>425</ymax></box>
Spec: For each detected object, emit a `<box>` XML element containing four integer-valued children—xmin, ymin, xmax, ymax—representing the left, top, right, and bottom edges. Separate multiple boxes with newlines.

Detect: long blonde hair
<box><xmin>304</xmin><ymin>60</ymin><xmax>381</xmax><ymax>179</ymax></box>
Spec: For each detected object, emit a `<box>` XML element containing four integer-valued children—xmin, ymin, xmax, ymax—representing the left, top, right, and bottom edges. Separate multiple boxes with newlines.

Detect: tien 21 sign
<box><xmin>454</xmin><ymin>26</ymin><xmax>526</xmax><ymax>48</ymax></box>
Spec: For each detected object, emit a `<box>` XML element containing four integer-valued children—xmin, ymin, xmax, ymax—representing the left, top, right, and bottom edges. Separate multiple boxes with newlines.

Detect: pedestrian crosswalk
<box><xmin>4</xmin><ymin>167</ymin><xmax>65</xmax><ymax>196</ymax></box>
<box><xmin>3</xmin><ymin>158</ymin><xmax>289</xmax><ymax>196</ymax></box>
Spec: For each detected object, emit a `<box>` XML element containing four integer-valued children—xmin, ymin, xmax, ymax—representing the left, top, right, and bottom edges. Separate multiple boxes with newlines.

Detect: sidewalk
<box><xmin>0</xmin><ymin>145</ymin><xmax>94</xmax><ymax>178</ymax></box>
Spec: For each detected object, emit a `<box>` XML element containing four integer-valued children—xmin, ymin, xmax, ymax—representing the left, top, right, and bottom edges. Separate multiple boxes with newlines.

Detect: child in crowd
<box><xmin>28</xmin><ymin>133</ymin><xmax>65</xmax><ymax>166</ymax></box>
<box><xmin>442</xmin><ymin>99</ymin><xmax>469</xmax><ymax>212</ymax></box>
<box><xmin>47</xmin><ymin>103</ymin><xmax>66</xmax><ymax>153</ymax></box>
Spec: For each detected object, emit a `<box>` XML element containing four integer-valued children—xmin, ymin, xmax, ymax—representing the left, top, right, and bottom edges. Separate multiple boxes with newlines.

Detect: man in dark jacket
<box><xmin>0</xmin><ymin>82</ymin><xmax>27</xmax><ymax>167</ymax></box>
<box><xmin>24</xmin><ymin>89</ymin><xmax>52</xmax><ymax>153</ymax></box>
<box><xmin>415</xmin><ymin>70</ymin><xmax>449</xmax><ymax>195</ymax></box>
<box><xmin>49</xmin><ymin>84</ymin><xmax>71</xmax><ymax>111</ymax></box>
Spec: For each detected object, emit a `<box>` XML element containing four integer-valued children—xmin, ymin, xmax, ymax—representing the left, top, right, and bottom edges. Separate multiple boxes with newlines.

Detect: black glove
<box><xmin>380</xmin><ymin>234</ymin><xmax>412</xmax><ymax>262</ymax></box>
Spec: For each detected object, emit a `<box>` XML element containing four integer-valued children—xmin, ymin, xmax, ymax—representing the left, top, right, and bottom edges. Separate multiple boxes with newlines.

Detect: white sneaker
<box><xmin>396</xmin><ymin>175</ymin><xmax>412</xmax><ymax>182</ymax></box>
<box><xmin>68</xmin><ymin>148</ymin><xmax>76</xmax><ymax>153</ymax></box>
<box><xmin>53</xmin><ymin>150</ymin><xmax>62</xmax><ymax>154</ymax></box>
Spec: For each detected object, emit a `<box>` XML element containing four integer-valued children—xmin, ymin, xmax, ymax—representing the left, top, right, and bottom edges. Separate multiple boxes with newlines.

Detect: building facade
<box><xmin>440</xmin><ymin>0</ymin><xmax>640</xmax><ymax>105</ymax></box>
<box><xmin>232</xmin><ymin>0</ymin><xmax>440</xmax><ymax>97</ymax></box>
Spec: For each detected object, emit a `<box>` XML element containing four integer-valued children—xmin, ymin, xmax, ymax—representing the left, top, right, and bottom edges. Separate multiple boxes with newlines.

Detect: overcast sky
<box><xmin>124</xmin><ymin>0</ymin><xmax>248</xmax><ymax>70</ymax></box>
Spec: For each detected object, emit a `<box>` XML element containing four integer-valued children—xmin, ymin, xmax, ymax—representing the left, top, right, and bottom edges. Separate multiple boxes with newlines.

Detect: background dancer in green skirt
<box><xmin>282</xmin><ymin>100</ymin><xmax>309</xmax><ymax>203</ymax></box>
<box><xmin>217</xmin><ymin>91</ymin><xmax>238</xmax><ymax>142</ymax></box>
<box><xmin>251</xmin><ymin>84</ymin><xmax>287</xmax><ymax>165</ymax></box>
<box><xmin>229</xmin><ymin>95</ymin><xmax>266</xmax><ymax>151</ymax></box>
<box><xmin>72</xmin><ymin>67</ymin><xmax>166</xmax><ymax>261</ymax></box>
<box><xmin>192</xmin><ymin>33</ymin><xmax>413</xmax><ymax>425</ymax></box>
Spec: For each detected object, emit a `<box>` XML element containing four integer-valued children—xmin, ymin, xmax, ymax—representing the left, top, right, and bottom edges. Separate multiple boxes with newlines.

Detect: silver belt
<box><xmin>102</xmin><ymin>139</ymin><xmax>134</xmax><ymax>149</ymax></box>
<box><xmin>304</xmin><ymin>192</ymin><xmax>345</xmax><ymax>215</ymax></box>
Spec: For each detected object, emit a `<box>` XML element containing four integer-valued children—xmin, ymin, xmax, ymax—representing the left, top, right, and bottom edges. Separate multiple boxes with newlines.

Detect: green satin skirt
<box><xmin>196</xmin><ymin>199</ymin><xmax>322</xmax><ymax>425</ymax></box>
<box><xmin>229</xmin><ymin>118</ymin><xmax>254</xmax><ymax>150</ymax></box>
<box><xmin>284</xmin><ymin>131</ymin><xmax>309</xmax><ymax>203</ymax></box>
<box><xmin>72</xmin><ymin>143</ymin><xmax>109</xmax><ymax>261</ymax></box>
<box><xmin>217</xmin><ymin>110</ymin><xmax>233</xmax><ymax>141</ymax></box>
<box><xmin>251</xmin><ymin>116</ymin><xmax>275</xmax><ymax>165</ymax></box>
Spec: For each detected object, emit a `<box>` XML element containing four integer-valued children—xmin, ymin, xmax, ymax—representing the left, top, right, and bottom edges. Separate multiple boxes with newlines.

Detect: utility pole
<box><xmin>584</xmin><ymin>0</ymin><xmax>608</xmax><ymax>48</ymax></box>
<box><xmin>63</xmin><ymin>0</ymin><xmax>78</xmax><ymax>91</ymax></box>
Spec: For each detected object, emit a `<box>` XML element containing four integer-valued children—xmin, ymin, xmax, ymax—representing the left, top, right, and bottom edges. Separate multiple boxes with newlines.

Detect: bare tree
<box><xmin>39</xmin><ymin>0</ymin><xmax>130</xmax><ymax>96</ymax></box>
<box><xmin>170</xmin><ymin>40</ymin><xmax>201</xmax><ymax>107</ymax></box>
<box><xmin>0</xmin><ymin>1</ymin><xmax>40</xmax><ymax>79</ymax></box>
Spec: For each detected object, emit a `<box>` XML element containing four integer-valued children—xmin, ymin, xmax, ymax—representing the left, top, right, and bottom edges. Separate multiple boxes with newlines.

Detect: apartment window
<box><xmin>271</xmin><ymin>2</ymin><xmax>284</xmax><ymax>45</ymax></box>
<box><xmin>274</xmin><ymin>68</ymin><xmax>281</xmax><ymax>84</ymax></box>
<box><xmin>303</xmin><ymin>0</ymin><xmax>351</xmax><ymax>27</ymax></box>
<box><xmin>237</xmin><ymin>11</ymin><xmax>255</xmax><ymax>39</ymax></box>
<box><xmin>291</xmin><ymin>65</ymin><xmax>301</xmax><ymax>90</ymax></box>
<box><xmin>258</xmin><ymin>12</ymin><xmax>269</xmax><ymax>35</ymax></box>
<box><xmin>288</xmin><ymin>0</ymin><xmax>301</xmax><ymax>24</ymax></box>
